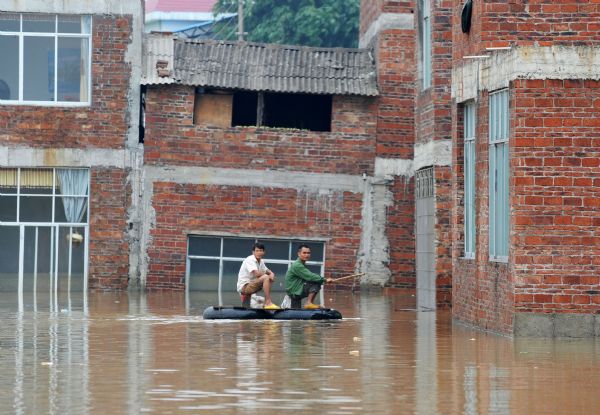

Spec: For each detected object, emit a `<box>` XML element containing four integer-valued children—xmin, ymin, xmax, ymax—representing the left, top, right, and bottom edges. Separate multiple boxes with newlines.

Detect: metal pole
<box><xmin>238</xmin><ymin>0</ymin><xmax>244</xmax><ymax>41</ymax></box>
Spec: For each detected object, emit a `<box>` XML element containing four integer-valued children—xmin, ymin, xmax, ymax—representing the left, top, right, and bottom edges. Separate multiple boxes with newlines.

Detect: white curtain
<box><xmin>57</xmin><ymin>169</ymin><xmax>89</xmax><ymax>223</ymax></box>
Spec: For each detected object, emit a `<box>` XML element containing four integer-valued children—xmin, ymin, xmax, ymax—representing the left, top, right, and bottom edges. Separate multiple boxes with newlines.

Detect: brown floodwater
<box><xmin>1</xmin><ymin>290</ymin><xmax>600</xmax><ymax>414</ymax></box>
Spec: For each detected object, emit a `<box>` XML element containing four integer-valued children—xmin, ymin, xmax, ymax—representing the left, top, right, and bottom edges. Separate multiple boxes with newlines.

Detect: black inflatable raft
<box><xmin>202</xmin><ymin>306</ymin><xmax>342</xmax><ymax>320</ymax></box>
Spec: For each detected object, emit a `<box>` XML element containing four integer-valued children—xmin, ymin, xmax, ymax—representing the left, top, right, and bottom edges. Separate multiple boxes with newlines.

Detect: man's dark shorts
<box><xmin>290</xmin><ymin>281</ymin><xmax>322</xmax><ymax>300</ymax></box>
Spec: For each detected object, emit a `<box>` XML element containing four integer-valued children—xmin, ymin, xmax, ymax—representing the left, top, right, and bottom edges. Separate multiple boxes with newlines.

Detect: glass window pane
<box><xmin>23</xmin><ymin>226</ymin><xmax>53</xmax><ymax>292</ymax></box>
<box><xmin>0</xmin><ymin>13</ymin><xmax>20</xmax><ymax>32</ymax></box>
<box><xmin>260</xmin><ymin>239</ymin><xmax>290</xmax><ymax>260</ymax></box>
<box><xmin>56</xmin><ymin>226</ymin><xmax>85</xmax><ymax>292</ymax></box>
<box><xmin>188</xmin><ymin>236</ymin><xmax>220</xmax><ymax>257</ymax></box>
<box><xmin>292</xmin><ymin>241</ymin><xmax>324</xmax><ymax>262</ymax></box>
<box><xmin>222</xmin><ymin>260</ymin><xmax>242</xmax><ymax>292</ymax></box>
<box><xmin>188</xmin><ymin>259</ymin><xmax>219</xmax><ymax>292</ymax></box>
<box><xmin>24</xmin><ymin>36</ymin><xmax>55</xmax><ymax>101</ymax></box>
<box><xmin>0</xmin><ymin>36</ymin><xmax>18</xmax><ymax>100</ymax></box>
<box><xmin>306</xmin><ymin>264</ymin><xmax>323</xmax><ymax>275</ymax></box>
<box><xmin>0</xmin><ymin>226</ymin><xmax>20</xmax><ymax>291</ymax></box>
<box><xmin>20</xmin><ymin>196</ymin><xmax>53</xmax><ymax>222</ymax></box>
<box><xmin>266</xmin><ymin>263</ymin><xmax>288</xmax><ymax>292</ymax></box>
<box><xmin>0</xmin><ymin>196</ymin><xmax>17</xmax><ymax>221</ymax></box>
<box><xmin>22</xmin><ymin>14</ymin><xmax>55</xmax><ymax>33</ymax></box>
<box><xmin>58</xmin><ymin>37</ymin><xmax>88</xmax><ymax>102</ymax></box>
<box><xmin>55</xmin><ymin>196</ymin><xmax>87</xmax><ymax>223</ymax></box>
<box><xmin>223</xmin><ymin>237</ymin><xmax>255</xmax><ymax>258</ymax></box>
<box><xmin>58</xmin><ymin>15</ymin><xmax>84</xmax><ymax>33</ymax></box>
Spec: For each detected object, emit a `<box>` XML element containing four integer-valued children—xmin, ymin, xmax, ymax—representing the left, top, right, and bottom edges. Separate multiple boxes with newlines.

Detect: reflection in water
<box><xmin>1</xmin><ymin>291</ymin><xmax>600</xmax><ymax>413</ymax></box>
<box><xmin>416</xmin><ymin>310</ymin><xmax>436</xmax><ymax>415</ymax></box>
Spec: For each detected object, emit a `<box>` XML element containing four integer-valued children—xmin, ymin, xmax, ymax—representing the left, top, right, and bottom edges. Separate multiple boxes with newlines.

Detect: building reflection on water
<box><xmin>1</xmin><ymin>291</ymin><xmax>600</xmax><ymax>414</ymax></box>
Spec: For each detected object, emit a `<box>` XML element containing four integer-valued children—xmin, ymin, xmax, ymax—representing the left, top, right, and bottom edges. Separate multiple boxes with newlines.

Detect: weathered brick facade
<box><xmin>0</xmin><ymin>3</ymin><xmax>142</xmax><ymax>291</ymax></box>
<box><xmin>451</xmin><ymin>0</ymin><xmax>600</xmax><ymax>335</ymax></box>
<box><xmin>142</xmin><ymin>85</ymin><xmax>378</xmax><ymax>289</ymax></box>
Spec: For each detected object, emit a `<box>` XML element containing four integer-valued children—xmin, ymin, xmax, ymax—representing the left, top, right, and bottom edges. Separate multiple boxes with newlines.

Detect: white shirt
<box><xmin>237</xmin><ymin>254</ymin><xmax>269</xmax><ymax>293</ymax></box>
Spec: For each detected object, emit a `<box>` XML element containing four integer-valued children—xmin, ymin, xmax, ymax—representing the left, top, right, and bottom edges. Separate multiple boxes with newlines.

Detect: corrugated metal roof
<box><xmin>141</xmin><ymin>33</ymin><xmax>176</xmax><ymax>85</ymax></box>
<box><xmin>173</xmin><ymin>39</ymin><xmax>378</xmax><ymax>96</ymax></box>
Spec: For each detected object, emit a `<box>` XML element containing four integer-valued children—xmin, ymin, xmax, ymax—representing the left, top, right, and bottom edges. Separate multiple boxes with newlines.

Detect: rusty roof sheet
<box><xmin>172</xmin><ymin>39</ymin><xmax>378</xmax><ymax>96</ymax></box>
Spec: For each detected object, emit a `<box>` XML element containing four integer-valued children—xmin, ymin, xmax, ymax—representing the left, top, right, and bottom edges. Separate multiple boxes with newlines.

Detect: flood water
<box><xmin>1</xmin><ymin>291</ymin><xmax>600</xmax><ymax>414</ymax></box>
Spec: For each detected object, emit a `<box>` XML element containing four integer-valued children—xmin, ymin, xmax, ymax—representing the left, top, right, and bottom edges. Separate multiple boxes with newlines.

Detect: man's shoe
<box><xmin>303</xmin><ymin>303</ymin><xmax>320</xmax><ymax>310</ymax></box>
<box><xmin>264</xmin><ymin>303</ymin><xmax>281</xmax><ymax>310</ymax></box>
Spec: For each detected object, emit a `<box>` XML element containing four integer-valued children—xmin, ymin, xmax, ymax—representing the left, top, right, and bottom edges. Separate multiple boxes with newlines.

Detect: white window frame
<box><xmin>488</xmin><ymin>89</ymin><xmax>509</xmax><ymax>262</ymax></box>
<box><xmin>0</xmin><ymin>13</ymin><xmax>92</xmax><ymax>106</ymax></box>
<box><xmin>186</xmin><ymin>235</ymin><xmax>326</xmax><ymax>305</ymax></box>
<box><xmin>463</xmin><ymin>102</ymin><xmax>476</xmax><ymax>259</ymax></box>
<box><xmin>420</xmin><ymin>0</ymin><xmax>432</xmax><ymax>90</ymax></box>
<box><xmin>0</xmin><ymin>167</ymin><xmax>90</xmax><ymax>298</ymax></box>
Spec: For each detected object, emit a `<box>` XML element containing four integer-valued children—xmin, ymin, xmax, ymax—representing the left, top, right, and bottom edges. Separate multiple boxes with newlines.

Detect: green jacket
<box><xmin>285</xmin><ymin>259</ymin><xmax>325</xmax><ymax>296</ymax></box>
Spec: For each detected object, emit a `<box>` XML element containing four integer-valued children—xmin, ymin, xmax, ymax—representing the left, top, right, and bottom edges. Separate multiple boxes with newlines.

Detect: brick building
<box><xmin>0</xmin><ymin>1</ymin><xmax>143</xmax><ymax>293</ymax></box>
<box><xmin>140</xmin><ymin>36</ymin><xmax>405</xmax><ymax>303</ymax></box>
<box><xmin>451</xmin><ymin>0</ymin><xmax>600</xmax><ymax>336</ymax></box>
<box><xmin>359</xmin><ymin>0</ymin><xmax>454</xmax><ymax>311</ymax></box>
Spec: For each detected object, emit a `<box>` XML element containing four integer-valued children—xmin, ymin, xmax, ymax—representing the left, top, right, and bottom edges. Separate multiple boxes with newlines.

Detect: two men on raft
<box><xmin>236</xmin><ymin>242</ymin><xmax>333</xmax><ymax>309</ymax></box>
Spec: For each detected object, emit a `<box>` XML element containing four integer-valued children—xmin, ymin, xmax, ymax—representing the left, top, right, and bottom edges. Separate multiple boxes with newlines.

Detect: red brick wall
<box><xmin>415</xmin><ymin>0</ymin><xmax>453</xmax><ymax>308</ymax></box>
<box><xmin>0</xmin><ymin>15</ymin><xmax>133</xmax><ymax>149</ymax></box>
<box><xmin>0</xmin><ymin>15</ymin><xmax>135</xmax><ymax>290</ymax></box>
<box><xmin>144</xmin><ymin>86</ymin><xmax>377</xmax><ymax>175</ymax></box>
<box><xmin>453</xmin><ymin>0</ymin><xmax>600</xmax><ymax>59</ymax></box>
<box><xmin>435</xmin><ymin>166</ymin><xmax>452</xmax><ymax>307</ymax></box>
<box><xmin>88</xmin><ymin>168</ymin><xmax>131</xmax><ymax>289</ymax></box>
<box><xmin>387</xmin><ymin>177</ymin><xmax>416</xmax><ymax>289</ymax></box>
<box><xmin>376</xmin><ymin>30</ymin><xmax>415</xmax><ymax>158</ymax></box>
<box><xmin>147</xmin><ymin>183</ymin><xmax>363</xmax><ymax>289</ymax></box>
<box><xmin>360</xmin><ymin>1</ymin><xmax>415</xmax><ymax>37</ymax></box>
<box><xmin>451</xmin><ymin>93</ymin><xmax>515</xmax><ymax>333</ymax></box>
<box><xmin>512</xmin><ymin>79</ymin><xmax>600</xmax><ymax>314</ymax></box>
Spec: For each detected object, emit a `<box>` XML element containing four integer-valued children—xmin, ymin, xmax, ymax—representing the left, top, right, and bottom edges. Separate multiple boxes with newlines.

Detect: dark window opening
<box><xmin>229</xmin><ymin>91</ymin><xmax>331</xmax><ymax>132</ymax></box>
<box><xmin>263</xmin><ymin>93</ymin><xmax>331</xmax><ymax>131</ymax></box>
<box><xmin>231</xmin><ymin>91</ymin><xmax>258</xmax><ymax>127</ymax></box>
<box><xmin>139</xmin><ymin>85</ymin><xmax>146</xmax><ymax>143</ymax></box>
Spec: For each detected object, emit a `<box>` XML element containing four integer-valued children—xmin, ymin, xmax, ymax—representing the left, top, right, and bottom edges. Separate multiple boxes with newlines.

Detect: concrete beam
<box><xmin>0</xmin><ymin>146</ymin><xmax>129</xmax><ymax>168</ymax></box>
<box><xmin>144</xmin><ymin>165</ymin><xmax>367</xmax><ymax>194</ymax></box>
<box><xmin>453</xmin><ymin>45</ymin><xmax>600</xmax><ymax>102</ymax></box>
<box><xmin>359</xmin><ymin>12</ymin><xmax>414</xmax><ymax>48</ymax></box>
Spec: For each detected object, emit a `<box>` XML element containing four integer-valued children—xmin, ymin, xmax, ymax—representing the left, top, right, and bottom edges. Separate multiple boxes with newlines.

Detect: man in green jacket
<box><xmin>285</xmin><ymin>244</ymin><xmax>333</xmax><ymax>309</ymax></box>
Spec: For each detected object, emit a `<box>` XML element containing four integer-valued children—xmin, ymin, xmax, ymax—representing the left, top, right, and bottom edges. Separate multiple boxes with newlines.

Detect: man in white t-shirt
<box><xmin>237</xmin><ymin>243</ymin><xmax>281</xmax><ymax>310</ymax></box>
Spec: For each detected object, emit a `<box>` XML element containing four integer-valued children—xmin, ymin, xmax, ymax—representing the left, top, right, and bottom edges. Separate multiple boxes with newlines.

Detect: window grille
<box><xmin>416</xmin><ymin>167</ymin><xmax>434</xmax><ymax>199</ymax></box>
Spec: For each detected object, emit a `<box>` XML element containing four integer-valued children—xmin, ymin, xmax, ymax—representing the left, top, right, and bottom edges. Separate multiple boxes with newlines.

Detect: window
<box><xmin>464</xmin><ymin>102</ymin><xmax>476</xmax><ymax>258</ymax></box>
<box><xmin>186</xmin><ymin>236</ymin><xmax>325</xmax><ymax>304</ymax></box>
<box><xmin>419</xmin><ymin>0</ymin><xmax>432</xmax><ymax>90</ymax></box>
<box><xmin>488</xmin><ymin>90</ymin><xmax>509</xmax><ymax>261</ymax></box>
<box><xmin>0</xmin><ymin>168</ymin><xmax>89</xmax><ymax>293</ymax></box>
<box><xmin>194</xmin><ymin>89</ymin><xmax>333</xmax><ymax>131</ymax></box>
<box><xmin>0</xmin><ymin>13</ymin><xmax>91</xmax><ymax>105</ymax></box>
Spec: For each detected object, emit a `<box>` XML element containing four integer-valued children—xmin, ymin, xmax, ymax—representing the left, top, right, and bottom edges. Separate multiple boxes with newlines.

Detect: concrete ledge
<box><xmin>514</xmin><ymin>312</ymin><xmax>598</xmax><ymax>338</ymax></box>
<box><xmin>513</xmin><ymin>313</ymin><xmax>554</xmax><ymax>337</ymax></box>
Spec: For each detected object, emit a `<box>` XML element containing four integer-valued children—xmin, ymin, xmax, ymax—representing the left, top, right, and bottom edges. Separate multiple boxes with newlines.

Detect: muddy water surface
<box><xmin>0</xmin><ymin>291</ymin><xmax>599</xmax><ymax>414</ymax></box>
